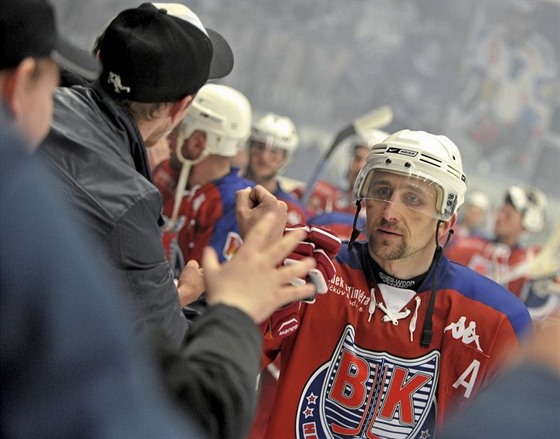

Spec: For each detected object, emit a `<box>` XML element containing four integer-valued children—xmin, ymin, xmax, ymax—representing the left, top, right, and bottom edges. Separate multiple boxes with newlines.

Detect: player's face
<box><xmin>494</xmin><ymin>202</ymin><xmax>524</xmax><ymax>244</ymax></box>
<box><xmin>364</xmin><ymin>171</ymin><xmax>441</xmax><ymax>264</ymax></box>
<box><xmin>462</xmin><ymin>204</ymin><xmax>486</xmax><ymax>229</ymax></box>
<box><xmin>248</xmin><ymin>140</ymin><xmax>286</xmax><ymax>181</ymax></box>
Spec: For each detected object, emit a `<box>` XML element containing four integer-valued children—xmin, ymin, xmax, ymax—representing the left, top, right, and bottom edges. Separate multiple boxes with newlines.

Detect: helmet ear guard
<box><xmin>506</xmin><ymin>185</ymin><xmax>547</xmax><ymax>233</ymax></box>
<box><xmin>352</xmin><ymin>129</ymin><xmax>467</xmax><ymax>221</ymax></box>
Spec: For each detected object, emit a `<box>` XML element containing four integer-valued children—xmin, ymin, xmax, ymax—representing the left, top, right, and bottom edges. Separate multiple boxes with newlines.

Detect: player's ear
<box><xmin>192</xmin><ymin>130</ymin><xmax>207</xmax><ymax>155</ymax></box>
<box><xmin>439</xmin><ymin>214</ymin><xmax>457</xmax><ymax>243</ymax></box>
<box><xmin>448</xmin><ymin>213</ymin><xmax>457</xmax><ymax>230</ymax></box>
<box><xmin>0</xmin><ymin>57</ymin><xmax>37</xmax><ymax>118</ymax></box>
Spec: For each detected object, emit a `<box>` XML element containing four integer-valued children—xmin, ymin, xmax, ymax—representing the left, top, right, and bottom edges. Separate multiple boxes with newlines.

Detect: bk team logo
<box><xmin>296</xmin><ymin>326</ymin><xmax>439</xmax><ymax>438</ymax></box>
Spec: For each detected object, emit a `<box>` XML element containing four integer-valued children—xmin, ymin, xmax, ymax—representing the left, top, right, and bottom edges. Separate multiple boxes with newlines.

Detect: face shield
<box><xmin>355</xmin><ymin>168</ymin><xmax>445</xmax><ymax>221</ymax></box>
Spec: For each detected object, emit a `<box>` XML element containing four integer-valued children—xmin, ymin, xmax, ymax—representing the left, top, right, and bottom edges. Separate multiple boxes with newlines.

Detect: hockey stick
<box><xmin>301</xmin><ymin>106</ymin><xmax>394</xmax><ymax>207</ymax></box>
<box><xmin>496</xmin><ymin>223</ymin><xmax>560</xmax><ymax>285</ymax></box>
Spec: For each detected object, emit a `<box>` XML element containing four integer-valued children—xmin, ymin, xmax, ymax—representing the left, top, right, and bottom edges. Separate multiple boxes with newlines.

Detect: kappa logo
<box><xmin>444</xmin><ymin>316</ymin><xmax>483</xmax><ymax>352</ymax></box>
<box><xmin>107</xmin><ymin>72</ymin><xmax>131</xmax><ymax>94</ymax></box>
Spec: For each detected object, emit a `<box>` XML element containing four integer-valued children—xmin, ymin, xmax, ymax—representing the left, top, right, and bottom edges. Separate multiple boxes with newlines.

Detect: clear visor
<box><xmin>360</xmin><ymin>169</ymin><xmax>443</xmax><ymax>220</ymax></box>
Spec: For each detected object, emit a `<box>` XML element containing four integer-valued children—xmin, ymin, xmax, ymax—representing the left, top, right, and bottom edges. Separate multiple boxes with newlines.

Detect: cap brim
<box><xmin>206</xmin><ymin>28</ymin><xmax>234</xmax><ymax>79</ymax></box>
<box><xmin>53</xmin><ymin>38</ymin><xmax>100</xmax><ymax>81</ymax></box>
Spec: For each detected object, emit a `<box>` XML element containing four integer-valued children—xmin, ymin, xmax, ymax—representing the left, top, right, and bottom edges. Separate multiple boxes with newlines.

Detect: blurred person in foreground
<box><xmin>257</xmin><ymin>129</ymin><xmax>532</xmax><ymax>438</ymax></box>
<box><xmin>4</xmin><ymin>2</ymin><xmax>319</xmax><ymax>438</ymax></box>
<box><xmin>1</xmin><ymin>0</ymin><xmax>197</xmax><ymax>436</ymax></box>
<box><xmin>441</xmin><ymin>310</ymin><xmax>560</xmax><ymax>438</ymax></box>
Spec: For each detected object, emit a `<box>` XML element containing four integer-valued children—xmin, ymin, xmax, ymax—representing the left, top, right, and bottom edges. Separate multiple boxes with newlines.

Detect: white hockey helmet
<box><xmin>506</xmin><ymin>185</ymin><xmax>547</xmax><ymax>233</ymax></box>
<box><xmin>465</xmin><ymin>190</ymin><xmax>490</xmax><ymax>212</ymax></box>
<box><xmin>250</xmin><ymin>113</ymin><xmax>299</xmax><ymax>155</ymax></box>
<box><xmin>353</xmin><ymin>129</ymin><xmax>467</xmax><ymax>221</ymax></box>
<box><xmin>178</xmin><ymin>83</ymin><xmax>252</xmax><ymax>158</ymax></box>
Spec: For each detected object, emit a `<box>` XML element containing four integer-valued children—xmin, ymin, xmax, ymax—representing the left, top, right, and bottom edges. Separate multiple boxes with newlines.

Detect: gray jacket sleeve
<box><xmin>107</xmin><ymin>193</ymin><xmax>188</xmax><ymax>347</ymax></box>
<box><xmin>155</xmin><ymin>304</ymin><xmax>262</xmax><ymax>439</ymax></box>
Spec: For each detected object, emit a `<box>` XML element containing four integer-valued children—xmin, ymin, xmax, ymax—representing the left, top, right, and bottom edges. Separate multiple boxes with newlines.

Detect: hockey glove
<box><xmin>284</xmin><ymin>224</ymin><xmax>341</xmax><ymax>302</ymax></box>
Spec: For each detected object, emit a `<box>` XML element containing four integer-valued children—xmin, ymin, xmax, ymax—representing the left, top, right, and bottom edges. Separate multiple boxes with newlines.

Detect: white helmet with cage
<box><xmin>178</xmin><ymin>83</ymin><xmax>252</xmax><ymax>158</ymax></box>
<box><xmin>353</xmin><ymin>129</ymin><xmax>467</xmax><ymax>221</ymax></box>
<box><xmin>250</xmin><ymin>113</ymin><xmax>299</xmax><ymax>155</ymax></box>
<box><xmin>506</xmin><ymin>185</ymin><xmax>547</xmax><ymax>233</ymax></box>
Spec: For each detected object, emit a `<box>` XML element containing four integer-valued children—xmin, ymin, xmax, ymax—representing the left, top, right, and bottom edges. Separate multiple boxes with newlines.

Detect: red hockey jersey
<box><xmin>153</xmin><ymin>160</ymin><xmax>253</xmax><ymax>264</ymax></box>
<box><xmin>446</xmin><ymin>235</ymin><xmax>539</xmax><ymax>298</ymax></box>
<box><xmin>262</xmin><ymin>242</ymin><xmax>532</xmax><ymax>438</ymax></box>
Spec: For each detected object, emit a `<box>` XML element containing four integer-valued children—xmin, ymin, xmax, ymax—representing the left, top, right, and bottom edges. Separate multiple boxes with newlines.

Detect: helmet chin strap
<box><xmin>348</xmin><ymin>200</ymin><xmax>363</xmax><ymax>250</ymax></box>
<box><xmin>420</xmin><ymin>221</ymin><xmax>454</xmax><ymax>347</ymax></box>
<box><xmin>165</xmin><ymin>130</ymin><xmax>209</xmax><ymax>232</ymax></box>
<box><xmin>349</xmin><ymin>206</ymin><xmax>455</xmax><ymax>348</ymax></box>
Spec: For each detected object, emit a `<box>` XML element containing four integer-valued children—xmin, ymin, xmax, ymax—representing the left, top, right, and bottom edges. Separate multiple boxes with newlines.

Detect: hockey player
<box><xmin>244</xmin><ymin>113</ymin><xmax>309</xmax><ymax>226</ymax></box>
<box><xmin>153</xmin><ymin>83</ymin><xmax>254</xmax><ymax>271</ymax></box>
<box><xmin>259</xmin><ymin>129</ymin><xmax>532</xmax><ymax>438</ymax></box>
<box><xmin>307</xmin><ymin>129</ymin><xmax>389</xmax><ymax>240</ymax></box>
<box><xmin>451</xmin><ymin>190</ymin><xmax>491</xmax><ymax>241</ymax></box>
<box><xmin>446</xmin><ymin>184</ymin><xmax>556</xmax><ymax>320</ymax></box>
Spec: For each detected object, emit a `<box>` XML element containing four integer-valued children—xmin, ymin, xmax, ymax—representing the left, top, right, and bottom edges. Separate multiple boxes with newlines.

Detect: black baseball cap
<box><xmin>98</xmin><ymin>2</ymin><xmax>234</xmax><ymax>103</ymax></box>
<box><xmin>0</xmin><ymin>0</ymin><xmax>100</xmax><ymax>80</ymax></box>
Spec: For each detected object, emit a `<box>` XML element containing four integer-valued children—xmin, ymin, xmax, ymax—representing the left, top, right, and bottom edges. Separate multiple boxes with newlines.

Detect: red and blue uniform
<box><xmin>154</xmin><ymin>160</ymin><xmax>254</xmax><ymax>265</ymax></box>
<box><xmin>446</xmin><ymin>236</ymin><xmax>538</xmax><ymax>299</ymax></box>
<box><xmin>262</xmin><ymin>241</ymin><xmax>532</xmax><ymax>438</ymax></box>
<box><xmin>274</xmin><ymin>185</ymin><xmax>310</xmax><ymax>226</ymax></box>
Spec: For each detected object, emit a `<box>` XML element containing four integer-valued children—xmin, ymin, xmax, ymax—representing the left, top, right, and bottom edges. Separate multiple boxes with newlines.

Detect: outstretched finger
<box><xmin>276</xmin><ymin>283</ymin><xmax>317</xmax><ymax>308</ymax></box>
<box><xmin>260</xmin><ymin>227</ymin><xmax>309</xmax><ymax>266</ymax></box>
<box><xmin>201</xmin><ymin>246</ymin><xmax>221</xmax><ymax>278</ymax></box>
<box><xmin>277</xmin><ymin>257</ymin><xmax>316</xmax><ymax>284</ymax></box>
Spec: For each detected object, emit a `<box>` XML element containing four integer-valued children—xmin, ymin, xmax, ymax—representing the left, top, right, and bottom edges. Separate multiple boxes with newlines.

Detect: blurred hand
<box><xmin>522</xmin><ymin>309</ymin><xmax>560</xmax><ymax>375</ymax></box>
<box><xmin>236</xmin><ymin>185</ymin><xmax>287</xmax><ymax>241</ymax></box>
<box><xmin>176</xmin><ymin>259</ymin><xmax>206</xmax><ymax>307</ymax></box>
<box><xmin>203</xmin><ymin>212</ymin><xmax>316</xmax><ymax>324</ymax></box>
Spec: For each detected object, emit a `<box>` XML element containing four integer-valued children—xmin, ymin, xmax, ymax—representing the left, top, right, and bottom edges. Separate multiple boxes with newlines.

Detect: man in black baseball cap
<box><xmin>0</xmin><ymin>0</ymin><xmax>99</xmax><ymax>78</ymax></box>
<box><xmin>97</xmin><ymin>2</ymin><xmax>233</xmax><ymax>102</ymax></box>
<box><xmin>37</xmin><ymin>3</ymin><xmax>234</xmax><ymax>348</ymax></box>
<box><xmin>0</xmin><ymin>0</ymin><xmax>99</xmax><ymax>147</ymax></box>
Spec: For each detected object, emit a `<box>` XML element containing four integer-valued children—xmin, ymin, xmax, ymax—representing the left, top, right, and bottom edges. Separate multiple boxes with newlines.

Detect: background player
<box><xmin>244</xmin><ymin>113</ymin><xmax>309</xmax><ymax>226</ymax></box>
